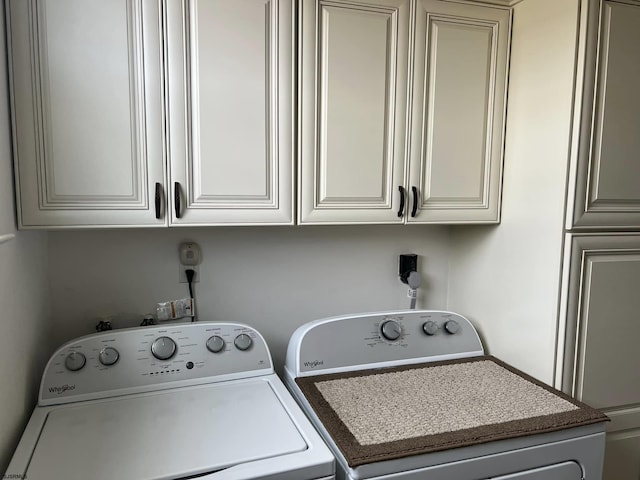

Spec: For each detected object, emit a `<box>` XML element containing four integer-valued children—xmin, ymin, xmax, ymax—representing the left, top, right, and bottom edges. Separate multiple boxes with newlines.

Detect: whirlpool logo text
<box><xmin>49</xmin><ymin>384</ymin><xmax>76</xmax><ymax>394</ymax></box>
<box><xmin>303</xmin><ymin>360</ymin><xmax>324</xmax><ymax>368</ymax></box>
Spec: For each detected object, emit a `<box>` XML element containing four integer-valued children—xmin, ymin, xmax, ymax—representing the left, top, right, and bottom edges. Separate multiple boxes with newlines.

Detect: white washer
<box><xmin>284</xmin><ymin>310</ymin><xmax>608</xmax><ymax>480</ymax></box>
<box><xmin>5</xmin><ymin>322</ymin><xmax>335</xmax><ymax>480</ymax></box>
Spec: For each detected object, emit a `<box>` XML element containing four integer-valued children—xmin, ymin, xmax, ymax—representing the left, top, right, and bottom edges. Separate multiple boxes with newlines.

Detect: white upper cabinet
<box><xmin>298</xmin><ymin>0</ymin><xmax>411</xmax><ymax>224</ymax></box>
<box><xmin>571</xmin><ymin>1</ymin><xmax>640</xmax><ymax>229</ymax></box>
<box><xmin>409</xmin><ymin>0</ymin><xmax>510</xmax><ymax>223</ymax></box>
<box><xmin>298</xmin><ymin>0</ymin><xmax>510</xmax><ymax>224</ymax></box>
<box><xmin>9</xmin><ymin>0</ymin><xmax>507</xmax><ymax>228</ymax></box>
<box><xmin>7</xmin><ymin>0</ymin><xmax>293</xmax><ymax>228</ymax></box>
<box><xmin>7</xmin><ymin>0</ymin><xmax>165</xmax><ymax>228</ymax></box>
<box><xmin>165</xmin><ymin>0</ymin><xmax>293</xmax><ymax>225</ymax></box>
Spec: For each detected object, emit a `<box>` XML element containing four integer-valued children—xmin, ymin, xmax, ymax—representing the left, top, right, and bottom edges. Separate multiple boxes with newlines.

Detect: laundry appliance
<box><xmin>284</xmin><ymin>310</ymin><xmax>608</xmax><ymax>480</ymax></box>
<box><xmin>6</xmin><ymin>322</ymin><xmax>335</xmax><ymax>480</ymax></box>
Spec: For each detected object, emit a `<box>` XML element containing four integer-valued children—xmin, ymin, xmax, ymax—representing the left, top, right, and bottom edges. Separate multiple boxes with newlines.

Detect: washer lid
<box><xmin>26</xmin><ymin>379</ymin><xmax>307</xmax><ymax>480</ymax></box>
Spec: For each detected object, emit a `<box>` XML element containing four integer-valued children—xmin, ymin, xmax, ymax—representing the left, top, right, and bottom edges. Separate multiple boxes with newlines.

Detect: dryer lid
<box><xmin>26</xmin><ymin>379</ymin><xmax>307</xmax><ymax>480</ymax></box>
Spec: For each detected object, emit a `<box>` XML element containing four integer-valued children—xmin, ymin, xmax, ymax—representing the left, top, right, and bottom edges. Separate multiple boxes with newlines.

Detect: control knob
<box><xmin>422</xmin><ymin>320</ymin><xmax>438</xmax><ymax>336</ymax></box>
<box><xmin>151</xmin><ymin>336</ymin><xmax>177</xmax><ymax>360</ymax></box>
<box><xmin>444</xmin><ymin>320</ymin><xmax>460</xmax><ymax>334</ymax></box>
<box><xmin>380</xmin><ymin>320</ymin><xmax>402</xmax><ymax>341</ymax></box>
<box><xmin>206</xmin><ymin>335</ymin><xmax>225</xmax><ymax>353</ymax></box>
<box><xmin>234</xmin><ymin>334</ymin><xmax>253</xmax><ymax>351</ymax></box>
<box><xmin>99</xmin><ymin>347</ymin><xmax>119</xmax><ymax>366</ymax></box>
<box><xmin>65</xmin><ymin>351</ymin><xmax>86</xmax><ymax>371</ymax></box>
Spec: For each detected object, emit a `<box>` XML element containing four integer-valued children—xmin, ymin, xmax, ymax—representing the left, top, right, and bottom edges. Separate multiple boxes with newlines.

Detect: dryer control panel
<box><xmin>40</xmin><ymin>322</ymin><xmax>273</xmax><ymax>406</ymax></box>
<box><xmin>286</xmin><ymin>310</ymin><xmax>484</xmax><ymax>377</ymax></box>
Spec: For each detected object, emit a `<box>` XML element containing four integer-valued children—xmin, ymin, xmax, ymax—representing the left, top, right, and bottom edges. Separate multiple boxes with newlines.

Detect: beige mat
<box><xmin>296</xmin><ymin>356</ymin><xmax>608</xmax><ymax>467</ymax></box>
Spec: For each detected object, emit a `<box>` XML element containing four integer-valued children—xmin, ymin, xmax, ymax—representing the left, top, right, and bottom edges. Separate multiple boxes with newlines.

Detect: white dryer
<box><xmin>284</xmin><ymin>310</ymin><xmax>608</xmax><ymax>480</ymax></box>
<box><xmin>5</xmin><ymin>322</ymin><xmax>335</xmax><ymax>480</ymax></box>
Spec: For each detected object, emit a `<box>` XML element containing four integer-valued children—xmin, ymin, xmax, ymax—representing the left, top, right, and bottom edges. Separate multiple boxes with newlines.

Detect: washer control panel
<box><xmin>40</xmin><ymin>322</ymin><xmax>272</xmax><ymax>405</ymax></box>
<box><xmin>287</xmin><ymin>310</ymin><xmax>484</xmax><ymax>376</ymax></box>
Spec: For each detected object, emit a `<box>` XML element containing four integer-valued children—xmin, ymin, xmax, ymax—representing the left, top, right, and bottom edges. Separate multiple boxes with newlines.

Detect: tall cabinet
<box><xmin>6</xmin><ymin>0</ymin><xmax>293</xmax><ymax>228</ymax></box>
<box><xmin>561</xmin><ymin>1</ymin><xmax>640</xmax><ymax>478</ymax></box>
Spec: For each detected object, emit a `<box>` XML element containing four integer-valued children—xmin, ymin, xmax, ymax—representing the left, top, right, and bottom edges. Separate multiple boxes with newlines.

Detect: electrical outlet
<box><xmin>179</xmin><ymin>265</ymin><xmax>200</xmax><ymax>283</ymax></box>
<box><xmin>399</xmin><ymin>254</ymin><xmax>418</xmax><ymax>284</ymax></box>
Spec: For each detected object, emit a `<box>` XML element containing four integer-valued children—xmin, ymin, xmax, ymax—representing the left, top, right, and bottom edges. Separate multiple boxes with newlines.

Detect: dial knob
<box><xmin>380</xmin><ymin>320</ymin><xmax>402</xmax><ymax>341</ymax></box>
<box><xmin>234</xmin><ymin>334</ymin><xmax>253</xmax><ymax>351</ymax></box>
<box><xmin>206</xmin><ymin>335</ymin><xmax>225</xmax><ymax>353</ymax></box>
<box><xmin>65</xmin><ymin>351</ymin><xmax>86</xmax><ymax>371</ymax></box>
<box><xmin>151</xmin><ymin>336</ymin><xmax>177</xmax><ymax>360</ymax></box>
<box><xmin>444</xmin><ymin>320</ymin><xmax>460</xmax><ymax>334</ymax></box>
<box><xmin>99</xmin><ymin>347</ymin><xmax>119</xmax><ymax>366</ymax></box>
<box><xmin>422</xmin><ymin>320</ymin><xmax>438</xmax><ymax>336</ymax></box>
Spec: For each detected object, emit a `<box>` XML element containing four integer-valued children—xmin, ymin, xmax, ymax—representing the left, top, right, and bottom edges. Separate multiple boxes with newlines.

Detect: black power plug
<box><xmin>185</xmin><ymin>269</ymin><xmax>196</xmax><ymax>322</ymax></box>
<box><xmin>399</xmin><ymin>254</ymin><xmax>418</xmax><ymax>284</ymax></box>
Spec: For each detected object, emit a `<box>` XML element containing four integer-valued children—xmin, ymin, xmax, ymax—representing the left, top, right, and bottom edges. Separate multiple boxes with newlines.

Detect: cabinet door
<box><xmin>7</xmin><ymin>0</ymin><xmax>165</xmax><ymax>228</ymax></box>
<box><xmin>408</xmin><ymin>0</ymin><xmax>509</xmax><ymax>223</ymax></box>
<box><xmin>572</xmin><ymin>1</ymin><xmax>640</xmax><ymax>228</ymax></box>
<box><xmin>298</xmin><ymin>0</ymin><xmax>410</xmax><ymax>224</ymax></box>
<box><xmin>166</xmin><ymin>0</ymin><xmax>293</xmax><ymax>225</ymax></box>
<box><xmin>560</xmin><ymin>234</ymin><xmax>640</xmax><ymax>480</ymax></box>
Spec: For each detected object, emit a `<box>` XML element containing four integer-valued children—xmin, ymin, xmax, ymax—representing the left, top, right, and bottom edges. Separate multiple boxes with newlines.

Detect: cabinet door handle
<box><xmin>174</xmin><ymin>182</ymin><xmax>182</xmax><ymax>219</ymax></box>
<box><xmin>397</xmin><ymin>186</ymin><xmax>406</xmax><ymax>217</ymax></box>
<box><xmin>411</xmin><ymin>186</ymin><xmax>418</xmax><ymax>217</ymax></box>
<box><xmin>154</xmin><ymin>183</ymin><xmax>162</xmax><ymax>219</ymax></box>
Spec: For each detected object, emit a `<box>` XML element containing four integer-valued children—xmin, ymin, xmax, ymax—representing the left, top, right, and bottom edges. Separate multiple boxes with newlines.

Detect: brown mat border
<box><xmin>296</xmin><ymin>355</ymin><xmax>608</xmax><ymax>467</ymax></box>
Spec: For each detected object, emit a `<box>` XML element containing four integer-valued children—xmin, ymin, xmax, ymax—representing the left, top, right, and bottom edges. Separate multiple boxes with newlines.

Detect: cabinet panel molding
<box><xmin>187</xmin><ymin>0</ymin><xmax>275</xmax><ymax>206</ymax></box>
<box><xmin>588</xmin><ymin>2</ymin><xmax>640</xmax><ymax>209</ymax></box>
<box><xmin>574</xmin><ymin>251</ymin><xmax>640</xmax><ymax>408</ymax></box>
<box><xmin>316</xmin><ymin>2</ymin><xmax>398</xmax><ymax>207</ymax></box>
<box><xmin>418</xmin><ymin>16</ymin><xmax>496</xmax><ymax>206</ymax></box>
<box><xmin>38</xmin><ymin>0</ymin><xmax>147</xmax><ymax>208</ymax></box>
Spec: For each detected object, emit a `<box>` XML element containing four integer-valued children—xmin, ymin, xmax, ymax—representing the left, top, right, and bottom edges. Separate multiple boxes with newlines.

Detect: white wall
<box><xmin>447</xmin><ymin>0</ymin><xmax>580</xmax><ymax>384</ymax></box>
<box><xmin>0</xmin><ymin>8</ymin><xmax>50</xmax><ymax>474</ymax></box>
<box><xmin>47</xmin><ymin>226</ymin><xmax>451</xmax><ymax>372</ymax></box>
